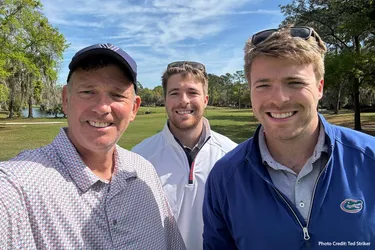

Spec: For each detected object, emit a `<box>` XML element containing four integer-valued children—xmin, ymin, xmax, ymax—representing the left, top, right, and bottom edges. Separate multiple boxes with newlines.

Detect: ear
<box><xmin>204</xmin><ymin>94</ymin><xmax>209</xmax><ymax>108</ymax></box>
<box><xmin>62</xmin><ymin>85</ymin><xmax>69</xmax><ymax>115</ymax></box>
<box><xmin>130</xmin><ymin>95</ymin><xmax>141</xmax><ymax>122</ymax></box>
<box><xmin>317</xmin><ymin>79</ymin><xmax>324</xmax><ymax>100</ymax></box>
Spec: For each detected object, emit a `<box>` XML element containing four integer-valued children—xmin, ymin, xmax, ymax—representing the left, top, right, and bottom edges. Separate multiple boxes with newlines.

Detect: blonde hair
<box><xmin>161</xmin><ymin>64</ymin><xmax>208</xmax><ymax>98</ymax></box>
<box><xmin>244</xmin><ymin>26</ymin><xmax>327</xmax><ymax>84</ymax></box>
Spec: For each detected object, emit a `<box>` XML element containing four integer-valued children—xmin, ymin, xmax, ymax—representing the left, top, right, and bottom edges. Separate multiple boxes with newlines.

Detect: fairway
<box><xmin>0</xmin><ymin>107</ymin><xmax>374</xmax><ymax>161</ymax></box>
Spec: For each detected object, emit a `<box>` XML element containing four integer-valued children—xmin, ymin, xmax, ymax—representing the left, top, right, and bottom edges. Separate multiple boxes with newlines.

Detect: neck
<box><xmin>169</xmin><ymin>121</ymin><xmax>203</xmax><ymax>148</ymax></box>
<box><xmin>79</xmin><ymin>148</ymin><xmax>115</xmax><ymax>181</ymax></box>
<box><xmin>265</xmin><ymin>122</ymin><xmax>320</xmax><ymax>174</ymax></box>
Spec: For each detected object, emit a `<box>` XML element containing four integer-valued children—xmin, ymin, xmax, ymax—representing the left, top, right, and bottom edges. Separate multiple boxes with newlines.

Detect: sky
<box><xmin>40</xmin><ymin>0</ymin><xmax>292</xmax><ymax>89</ymax></box>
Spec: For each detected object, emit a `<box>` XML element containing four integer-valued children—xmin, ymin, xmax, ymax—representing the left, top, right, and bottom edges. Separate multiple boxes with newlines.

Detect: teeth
<box><xmin>177</xmin><ymin>110</ymin><xmax>192</xmax><ymax>115</ymax></box>
<box><xmin>270</xmin><ymin>112</ymin><xmax>294</xmax><ymax>119</ymax></box>
<box><xmin>88</xmin><ymin>121</ymin><xmax>111</xmax><ymax>128</ymax></box>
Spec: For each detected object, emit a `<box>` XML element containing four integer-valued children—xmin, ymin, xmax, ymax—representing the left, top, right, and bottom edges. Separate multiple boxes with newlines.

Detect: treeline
<box><xmin>0</xmin><ymin>0</ymin><xmax>68</xmax><ymax>118</ymax></box>
<box><xmin>138</xmin><ymin>70</ymin><xmax>250</xmax><ymax>108</ymax></box>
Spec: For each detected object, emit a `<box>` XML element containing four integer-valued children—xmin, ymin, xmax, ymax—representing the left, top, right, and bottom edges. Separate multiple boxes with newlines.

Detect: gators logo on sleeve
<box><xmin>340</xmin><ymin>199</ymin><xmax>364</xmax><ymax>213</ymax></box>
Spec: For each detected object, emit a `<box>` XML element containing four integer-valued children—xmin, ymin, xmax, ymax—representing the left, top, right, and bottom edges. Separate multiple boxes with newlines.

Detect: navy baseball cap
<box><xmin>67</xmin><ymin>43</ymin><xmax>137</xmax><ymax>93</ymax></box>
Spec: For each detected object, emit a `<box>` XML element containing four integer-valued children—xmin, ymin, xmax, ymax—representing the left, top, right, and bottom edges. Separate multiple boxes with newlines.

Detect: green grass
<box><xmin>0</xmin><ymin>107</ymin><xmax>374</xmax><ymax>161</ymax></box>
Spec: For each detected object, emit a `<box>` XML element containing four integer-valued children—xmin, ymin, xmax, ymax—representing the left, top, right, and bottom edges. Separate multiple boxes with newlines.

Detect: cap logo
<box><xmin>99</xmin><ymin>43</ymin><xmax>119</xmax><ymax>52</ymax></box>
<box><xmin>340</xmin><ymin>199</ymin><xmax>363</xmax><ymax>213</ymax></box>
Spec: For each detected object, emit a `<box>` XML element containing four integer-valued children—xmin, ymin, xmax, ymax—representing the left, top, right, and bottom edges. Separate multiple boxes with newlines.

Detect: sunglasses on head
<box><xmin>167</xmin><ymin>61</ymin><xmax>206</xmax><ymax>73</ymax></box>
<box><xmin>251</xmin><ymin>26</ymin><xmax>316</xmax><ymax>46</ymax></box>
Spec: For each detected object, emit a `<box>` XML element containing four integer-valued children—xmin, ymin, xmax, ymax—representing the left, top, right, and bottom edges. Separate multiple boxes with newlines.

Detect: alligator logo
<box><xmin>340</xmin><ymin>199</ymin><xmax>363</xmax><ymax>213</ymax></box>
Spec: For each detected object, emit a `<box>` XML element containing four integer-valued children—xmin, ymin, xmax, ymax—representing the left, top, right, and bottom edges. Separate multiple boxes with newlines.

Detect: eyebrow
<box><xmin>167</xmin><ymin>88</ymin><xmax>179</xmax><ymax>94</ymax></box>
<box><xmin>76</xmin><ymin>83</ymin><xmax>96</xmax><ymax>89</ymax></box>
<box><xmin>253</xmin><ymin>78</ymin><xmax>271</xmax><ymax>85</ymax></box>
<box><xmin>283</xmin><ymin>76</ymin><xmax>306</xmax><ymax>81</ymax></box>
<box><xmin>253</xmin><ymin>76</ymin><xmax>306</xmax><ymax>84</ymax></box>
<box><xmin>168</xmin><ymin>87</ymin><xmax>200</xmax><ymax>94</ymax></box>
<box><xmin>111</xmin><ymin>85</ymin><xmax>128</xmax><ymax>92</ymax></box>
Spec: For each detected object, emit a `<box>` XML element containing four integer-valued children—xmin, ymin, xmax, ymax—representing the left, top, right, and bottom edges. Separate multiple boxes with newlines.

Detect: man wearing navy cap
<box><xmin>0</xmin><ymin>43</ymin><xmax>186</xmax><ymax>249</ymax></box>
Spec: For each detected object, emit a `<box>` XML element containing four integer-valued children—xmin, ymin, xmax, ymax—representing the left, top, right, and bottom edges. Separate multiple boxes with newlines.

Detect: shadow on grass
<box><xmin>210</xmin><ymin>124</ymin><xmax>258</xmax><ymax>144</ymax></box>
<box><xmin>0</xmin><ymin>126</ymin><xmax>17</xmax><ymax>132</ymax></box>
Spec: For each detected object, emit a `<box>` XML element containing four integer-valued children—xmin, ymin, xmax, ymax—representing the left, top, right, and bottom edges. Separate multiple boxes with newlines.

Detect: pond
<box><xmin>22</xmin><ymin>107</ymin><xmax>64</xmax><ymax>118</ymax></box>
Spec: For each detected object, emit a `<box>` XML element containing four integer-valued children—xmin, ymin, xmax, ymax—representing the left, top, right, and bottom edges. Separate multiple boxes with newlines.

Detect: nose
<box><xmin>179</xmin><ymin>93</ymin><xmax>190</xmax><ymax>106</ymax></box>
<box><xmin>92</xmin><ymin>93</ymin><xmax>112</xmax><ymax>115</ymax></box>
<box><xmin>270</xmin><ymin>84</ymin><xmax>290</xmax><ymax>107</ymax></box>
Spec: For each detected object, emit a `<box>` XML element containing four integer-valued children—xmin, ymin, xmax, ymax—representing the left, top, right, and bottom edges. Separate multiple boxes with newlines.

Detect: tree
<box><xmin>207</xmin><ymin>73</ymin><xmax>224</xmax><ymax>106</ymax></box>
<box><xmin>0</xmin><ymin>82</ymin><xmax>9</xmax><ymax>109</ymax></box>
<box><xmin>280</xmin><ymin>0</ymin><xmax>375</xmax><ymax>130</ymax></box>
<box><xmin>220</xmin><ymin>73</ymin><xmax>234</xmax><ymax>106</ymax></box>
<box><xmin>233</xmin><ymin>70</ymin><xmax>246</xmax><ymax>108</ymax></box>
<box><xmin>323</xmin><ymin>51</ymin><xmax>353</xmax><ymax>113</ymax></box>
<box><xmin>0</xmin><ymin>0</ymin><xmax>68</xmax><ymax>118</ymax></box>
<box><xmin>40</xmin><ymin>84</ymin><xmax>64</xmax><ymax>118</ymax></box>
<box><xmin>153</xmin><ymin>86</ymin><xmax>164</xmax><ymax>106</ymax></box>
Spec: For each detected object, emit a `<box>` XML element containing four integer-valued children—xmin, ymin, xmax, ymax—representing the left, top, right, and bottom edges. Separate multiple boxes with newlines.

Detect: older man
<box><xmin>0</xmin><ymin>43</ymin><xmax>185</xmax><ymax>249</ymax></box>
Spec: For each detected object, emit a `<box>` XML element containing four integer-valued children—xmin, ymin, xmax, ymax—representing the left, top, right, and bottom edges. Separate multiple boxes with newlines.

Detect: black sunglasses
<box><xmin>167</xmin><ymin>61</ymin><xmax>206</xmax><ymax>73</ymax></box>
<box><xmin>251</xmin><ymin>26</ymin><xmax>316</xmax><ymax>46</ymax></box>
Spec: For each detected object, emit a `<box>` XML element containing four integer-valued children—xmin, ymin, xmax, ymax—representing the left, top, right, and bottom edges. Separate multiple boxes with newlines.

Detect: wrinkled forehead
<box><xmin>69</xmin><ymin>66</ymin><xmax>133</xmax><ymax>89</ymax></box>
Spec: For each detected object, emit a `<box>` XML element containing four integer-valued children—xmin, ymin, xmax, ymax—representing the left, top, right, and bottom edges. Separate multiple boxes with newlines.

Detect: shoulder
<box><xmin>118</xmin><ymin>146</ymin><xmax>154</xmax><ymax>166</ymax></box>
<box><xmin>116</xmin><ymin>146</ymin><xmax>160</xmax><ymax>178</ymax></box>
<box><xmin>329</xmin><ymin>124</ymin><xmax>375</xmax><ymax>160</ymax></box>
<box><xmin>115</xmin><ymin>147</ymin><xmax>167</xmax><ymax>201</ymax></box>
<box><xmin>0</xmin><ymin>145</ymin><xmax>59</xmax><ymax>203</ymax></box>
<box><xmin>131</xmin><ymin>132</ymin><xmax>166</xmax><ymax>157</ymax></box>
<box><xmin>209</xmin><ymin>130</ymin><xmax>238</xmax><ymax>152</ymax></box>
<box><xmin>0</xmin><ymin>144</ymin><xmax>57</xmax><ymax>180</ymax></box>
<box><xmin>208</xmin><ymin>138</ymin><xmax>250</xmax><ymax>183</ymax></box>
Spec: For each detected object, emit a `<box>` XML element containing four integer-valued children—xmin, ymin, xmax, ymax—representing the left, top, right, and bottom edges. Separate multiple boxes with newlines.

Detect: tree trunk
<box><xmin>8</xmin><ymin>82</ymin><xmax>15</xmax><ymax>118</ymax></box>
<box><xmin>8</xmin><ymin>97</ymin><xmax>14</xmax><ymax>118</ymax></box>
<box><xmin>28</xmin><ymin>96</ymin><xmax>33</xmax><ymax>118</ymax></box>
<box><xmin>334</xmin><ymin>83</ymin><xmax>342</xmax><ymax>115</ymax></box>
<box><xmin>238</xmin><ymin>85</ymin><xmax>241</xmax><ymax>109</ymax></box>
<box><xmin>353</xmin><ymin>77</ymin><xmax>362</xmax><ymax>131</ymax></box>
<box><xmin>353</xmin><ymin>36</ymin><xmax>362</xmax><ymax>131</ymax></box>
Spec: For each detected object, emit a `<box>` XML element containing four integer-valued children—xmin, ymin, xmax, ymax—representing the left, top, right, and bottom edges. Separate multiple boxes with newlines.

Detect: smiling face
<box><xmin>62</xmin><ymin>64</ymin><xmax>141</xmax><ymax>155</ymax></box>
<box><xmin>250</xmin><ymin>56</ymin><xmax>324</xmax><ymax>142</ymax></box>
<box><xmin>165</xmin><ymin>73</ymin><xmax>208</xmax><ymax>134</ymax></box>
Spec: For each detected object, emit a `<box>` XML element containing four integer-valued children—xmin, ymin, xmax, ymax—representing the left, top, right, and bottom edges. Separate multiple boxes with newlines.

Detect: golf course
<box><xmin>1</xmin><ymin>106</ymin><xmax>374</xmax><ymax>161</ymax></box>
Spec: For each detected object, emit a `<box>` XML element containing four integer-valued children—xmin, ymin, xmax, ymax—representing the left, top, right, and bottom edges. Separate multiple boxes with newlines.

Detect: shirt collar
<box><xmin>52</xmin><ymin>128</ymin><xmax>137</xmax><ymax>193</ymax></box>
<box><xmin>259</xmin><ymin>121</ymin><xmax>328</xmax><ymax>170</ymax></box>
<box><xmin>167</xmin><ymin>117</ymin><xmax>211</xmax><ymax>150</ymax></box>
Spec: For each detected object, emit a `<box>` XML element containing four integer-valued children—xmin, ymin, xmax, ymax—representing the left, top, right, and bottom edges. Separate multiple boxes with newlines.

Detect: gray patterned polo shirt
<box><xmin>0</xmin><ymin>128</ymin><xmax>186</xmax><ymax>250</ymax></box>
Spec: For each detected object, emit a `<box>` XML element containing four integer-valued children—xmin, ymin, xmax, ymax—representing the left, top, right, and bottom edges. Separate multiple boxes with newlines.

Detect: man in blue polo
<box><xmin>203</xmin><ymin>26</ymin><xmax>375</xmax><ymax>249</ymax></box>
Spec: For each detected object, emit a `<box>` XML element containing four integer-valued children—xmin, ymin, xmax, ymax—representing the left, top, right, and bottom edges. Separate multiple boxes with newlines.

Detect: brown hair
<box><xmin>161</xmin><ymin>64</ymin><xmax>208</xmax><ymax>98</ymax></box>
<box><xmin>244</xmin><ymin>26</ymin><xmax>327</xmax><ymax>84</ymax></box>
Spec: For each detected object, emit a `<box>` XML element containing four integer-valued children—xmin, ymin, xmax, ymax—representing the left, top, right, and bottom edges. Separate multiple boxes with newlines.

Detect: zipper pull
<box><xmin>303</xmin><ymin>227</ymin><xmax>310</xmax><ymax>241</ymax></box>
<box><xmin>188</xmin><ymin>161</ymin><xmax>195</xmax><ymax>184</ymax></box>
